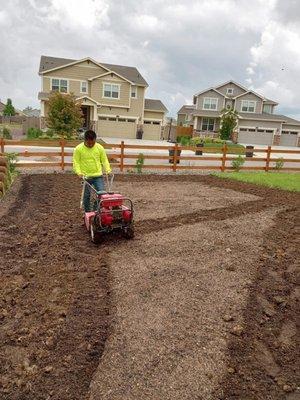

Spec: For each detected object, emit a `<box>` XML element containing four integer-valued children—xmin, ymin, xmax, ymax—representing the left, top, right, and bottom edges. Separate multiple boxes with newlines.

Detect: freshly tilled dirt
<box><xmin>0</xmin><ymin>173</ymin><xmax>299</xmax><ymax>400</ymax></box>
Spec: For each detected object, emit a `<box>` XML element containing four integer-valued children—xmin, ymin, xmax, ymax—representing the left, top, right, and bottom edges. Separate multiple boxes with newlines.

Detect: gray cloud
<box><xmin>0</xmin><ymin>0</ymin><xmax>299</xmax><ymax>119</ymax></box>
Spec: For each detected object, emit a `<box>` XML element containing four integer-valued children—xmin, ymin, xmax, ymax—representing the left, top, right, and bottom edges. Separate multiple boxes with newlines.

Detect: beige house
<box><xmin>38</xmin><ymin>56</ymin><xmax>167</xmax><ymax>140</ymax></box>
<box><xmin>178</xmin><ymin>81</ymin><xmax>300</xmax><ymax>147</ymax></box>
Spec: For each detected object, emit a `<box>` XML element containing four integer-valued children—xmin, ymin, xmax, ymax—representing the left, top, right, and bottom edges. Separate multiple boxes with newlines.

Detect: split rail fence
<box><xmin>1</xmin><ymin>138</ymin><xmax>300</xmax><ymax>172</ymax></box>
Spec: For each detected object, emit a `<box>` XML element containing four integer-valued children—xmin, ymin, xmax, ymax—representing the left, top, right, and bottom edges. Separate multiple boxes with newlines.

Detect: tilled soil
<box><xmin>0</xmin><ymin>173</ymin><xmax>299</xmax><ymax>400</ymax></box>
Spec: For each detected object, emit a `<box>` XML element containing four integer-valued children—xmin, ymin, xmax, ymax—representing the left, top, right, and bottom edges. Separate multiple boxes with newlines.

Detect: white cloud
<box><xmin>0</xmin><ymin>0</ymin><xmax>299</xmax><ymax>119</ymax></box>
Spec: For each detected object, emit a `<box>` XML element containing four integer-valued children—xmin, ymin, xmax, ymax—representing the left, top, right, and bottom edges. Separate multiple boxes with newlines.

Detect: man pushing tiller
<box><xmin>73</xmin><ymin>130</ymin><xmax>134</xmax><ymax>243</ymax></box>
<box><xmin>73</xmin><ymin>130</ymin><xmax>112</xmax><ymax>212</ymax></box>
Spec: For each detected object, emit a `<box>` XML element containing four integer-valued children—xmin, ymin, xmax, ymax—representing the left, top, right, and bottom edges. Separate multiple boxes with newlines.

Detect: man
<box><xmin>73</xmin><ymin>130</ymin><xmax>111</xmax><ymax>212</ymax></box>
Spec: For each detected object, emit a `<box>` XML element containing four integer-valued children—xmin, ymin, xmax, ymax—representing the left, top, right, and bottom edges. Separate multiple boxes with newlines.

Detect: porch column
<box><xmin>193</xmin><ymin>116</ymin><xmax>198</xmax><ymax>130</ymax></box>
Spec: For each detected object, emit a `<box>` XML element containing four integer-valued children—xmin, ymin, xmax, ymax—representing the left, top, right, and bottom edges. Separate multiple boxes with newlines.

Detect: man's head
<box><xmin>84</xmin><ymin>130</ymin><xmax>97</xmax><ymax>148</ymax></box>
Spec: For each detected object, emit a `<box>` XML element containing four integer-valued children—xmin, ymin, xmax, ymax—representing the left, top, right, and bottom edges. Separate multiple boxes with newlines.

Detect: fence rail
<box><xmin>1</xmin><ymin>138</ymin><xmax>300</xmax><ymax>172</ymax></box>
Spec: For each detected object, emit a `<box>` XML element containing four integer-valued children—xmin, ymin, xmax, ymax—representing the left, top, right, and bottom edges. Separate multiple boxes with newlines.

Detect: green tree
<box><xmin>46</xmin><ymin>92</ymin><xmax>83</xmax><ymax>138</ymax></box>
<box><xmin>3</xmin><ymin>99</ymin><xmax>16</xmax><ymax>116</ymax></box>
<box><xmin>219</xmin><ymin>107</ymin><xmax>238</xmax><ymax>140</ymax></box>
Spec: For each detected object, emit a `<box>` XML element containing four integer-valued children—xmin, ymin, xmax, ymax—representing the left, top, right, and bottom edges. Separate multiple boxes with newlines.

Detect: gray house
<box><xmin>178</xmin><ymin>81</ymin><xmax>300</xmax><ymax>147</ymax></box>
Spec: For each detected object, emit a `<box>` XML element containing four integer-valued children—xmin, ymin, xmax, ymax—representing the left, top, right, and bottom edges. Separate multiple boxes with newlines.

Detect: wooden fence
<box><xmin>0</xmin><ymin>138</ymin><xmax>300</xmax><ymax>172</ymax></box>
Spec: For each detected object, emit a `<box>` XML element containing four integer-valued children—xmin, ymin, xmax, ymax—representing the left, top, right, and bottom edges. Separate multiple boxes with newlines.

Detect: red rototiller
<box><xmin>81</xmin><ymin>174</ymin><xmax>134</xmax><ymax>244</ymax></box>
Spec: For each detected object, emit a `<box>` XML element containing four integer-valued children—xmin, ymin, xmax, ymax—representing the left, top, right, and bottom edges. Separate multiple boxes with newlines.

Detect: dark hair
<box><xmin>84</xmin><ymin>130</ymin><xmax>97</xmax><ymax>141</ymax></box>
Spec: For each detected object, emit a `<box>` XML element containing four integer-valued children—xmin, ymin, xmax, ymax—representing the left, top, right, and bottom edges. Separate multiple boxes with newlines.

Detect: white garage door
<box><xmin>97</xmin><ymin>117</ymin><xmax>136</xmax><ymax>139</ymax></box>
<box><xmin>143</xmin><ymin>121</ymin><xmax>161</xmax><ymax>140</ymax></box>
<box><xmin>238</xmin><ymin>128</ymin><xmax>274</xmax><ymax>145</ymax></box>
<box><xmin>280</xmin><ymin>131</ymin><xmax>298</xmax><ymax>147</ymax></box>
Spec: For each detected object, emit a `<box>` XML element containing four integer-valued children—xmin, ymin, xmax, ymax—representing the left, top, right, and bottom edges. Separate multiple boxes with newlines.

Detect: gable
<box><xmin>236</xmin><ymin>92</ymin><xmax>262</xmax><ymax>101</ymax></box>
<box><xmin>43</xmin><ymin>61</ymin><xmax>108</xmax><ymax>80</ymax></box>
<box><xmin>216</xmin><ymin>82</ymin><xmax>247</xmax><ymax>97</ymax></box>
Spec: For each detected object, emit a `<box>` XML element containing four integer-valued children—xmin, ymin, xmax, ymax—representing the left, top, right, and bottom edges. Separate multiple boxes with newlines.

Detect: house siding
<box><xmin>238</xmin><ymin>119</ymin><xmax>282</xmax><ymax>131</ymax></box>
<box><xmin>196</xmin><ymin>90</ymin><xmax>224</xmax><ymax>112</ymax></box>
<box><xmin>98</xmin><ymin>106</ymin><xmax>138</xmax><ymax>119</ymax></box>
<box><xmin>281</xmin><ymin>124</ymin><xmax>300</xmax><ymax>132</ymax></box>
<box><xmin>217</xmin><ymin>83</ymin><xmax>246</xmax><ymax>97</ymax></box>
<box><xmin>91</xmin><ymin>75</ymin><xmax>130</xmax><ymax>107</ymax></box>
<box><xmin>43</xmin><ymin>61</ymin><xmax>107</xmax><ymax>79</ymax></box>
<box><xmin>235</xmin><ymin>93</ymin><xmax>262</xmax><ymax>114</ymax></box>
<box><xmin>144</xmin><ymin>110</ymin><xmax>164</xmax><ymax>120</ymax></box>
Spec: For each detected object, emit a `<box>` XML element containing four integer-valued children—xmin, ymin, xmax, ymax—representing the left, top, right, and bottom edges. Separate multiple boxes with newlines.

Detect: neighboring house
<box><xmin>178</xmin><ymin>81</ymin><xmax>300</xmax><ymax>147</ymax></box>
<box><xmin>23</xmin><ymin>108</ymin><xmax>40</xmax><ymax>117</ymax></box>
<box><xmin>38</xmin><ymin>56</ymin><xmax>167</xmax><ymax>140</ymax></box>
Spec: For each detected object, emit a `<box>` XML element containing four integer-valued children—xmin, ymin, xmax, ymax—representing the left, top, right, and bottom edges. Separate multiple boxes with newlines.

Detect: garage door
<box><xmin>280</xmin><ymin>131</ymin><xmax>298</xmax><ymax>147</ymax></box>
<box><xmin>97</xmin><ymin>118</ymin><xmax>136</xmax><ymax>139</ymax></box>
<box><xmin>143</xmin><ymin>121</ymin><xmax>162</xmax><ymax>140</ymax></box>
<box><xmin>238</xmin><ymin>128</ymin><xmax>274</xmax><ymax>145</ymax></box>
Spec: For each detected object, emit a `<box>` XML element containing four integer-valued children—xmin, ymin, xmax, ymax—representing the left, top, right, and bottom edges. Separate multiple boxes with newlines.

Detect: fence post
<box><xmin>60</xmin><ymin>139</ymin><xmax>65</xmax><ymax>171</ymax></box>
<box><xmin>265</xmin><ymin>146</ymin><xmax>271</xmax><ymax>172</ymax></box>
<box><xmin>120</xmin><ymin>141</ymin><xmax>125</xmax><ymax>172</ymax></box>
<box><xmin>0</xmin><ymin>138</ymin><xmax>4</xmax><ymax>154</ymax></box>
<box><xmin>173</xmin><ymin>143</ymin><xmax>178</xmax><ymax>172</ymax></box>
<box><xmin>221</xmin><ymin>143</ymin><xmax>227</xmax><ymax>172</ymax></box>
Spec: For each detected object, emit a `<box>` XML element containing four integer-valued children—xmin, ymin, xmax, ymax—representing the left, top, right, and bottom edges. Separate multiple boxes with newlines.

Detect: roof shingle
<box><xmin>39</xmin><ymin>56</ymin><xmax>148</xmax><ymax>86</ymax></box>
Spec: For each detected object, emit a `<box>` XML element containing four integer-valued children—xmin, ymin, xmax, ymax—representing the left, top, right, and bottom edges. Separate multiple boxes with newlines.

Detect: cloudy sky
<box><xmin>0</xmin><ymin>0</ymin><xmax>299</xmax><ymax>118</ymax></box>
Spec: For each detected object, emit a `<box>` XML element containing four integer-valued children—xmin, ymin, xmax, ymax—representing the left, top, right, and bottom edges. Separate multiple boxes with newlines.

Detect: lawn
<box><xmin>214</xmin><ymin>172</ymin><xmax>300</xmax><ymax>192</ymax></box>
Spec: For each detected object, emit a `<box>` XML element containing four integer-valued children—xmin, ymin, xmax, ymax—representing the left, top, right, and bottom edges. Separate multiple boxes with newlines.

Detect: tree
<box><xmin>46</xmin><ymin>92</ymin><xmax>83</xmax><ymax>138</ymax></box>
<box><xmin>3</xmin><ymin>99</ymin><xmax>16</xmax><ymax>116</ymax></box>
<box><xmin>219</xmin><ymin>107</ymin><xmax>238</xmax><ymax>140</ymax></box>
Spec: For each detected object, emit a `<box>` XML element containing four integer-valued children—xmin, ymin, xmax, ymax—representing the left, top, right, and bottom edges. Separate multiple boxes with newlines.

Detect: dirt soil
<box><xmin>0</xmin><ymin>173</ymin><xmax>299</xmax><ymax>400</ymax></box>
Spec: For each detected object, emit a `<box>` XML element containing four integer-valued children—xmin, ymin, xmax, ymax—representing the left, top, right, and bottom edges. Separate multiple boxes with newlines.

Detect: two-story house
<box><xmin>178</xmin><ymin>81</ymin><xmax>300</xmax><ymax>147</ymax></box>
<box><xmin>38</xmin><ymin>56</ymin><xmax>167</xmax><ymax>140</ymax></box>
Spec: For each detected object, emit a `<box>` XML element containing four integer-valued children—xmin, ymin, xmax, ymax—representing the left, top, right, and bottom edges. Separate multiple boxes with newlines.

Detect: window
<box><xmin>226</xmin><ymin>88</ymin><xmax>234</xmax><ymax>95</ymax></box>
<box><xmin>103</xmin><ymin>83</ymin><xmax>120</xmax><ymax>99</ymax></box>
<box><xmin>266</xmin><ymin>130</ymin><xmax>273</xmax><ymax>133</ymax></box>
<box><xmin>127</xmin><ymin>118</ymin><xmax>135</xmax><ymax>123</ymax></box>
<box><xmin>80</xmin><ymin>81</ymin><xmax>88</xmax><ymax>93</ymax></box>
<box><xmin>203</xmin><ymin>97</ymin><xmax>218</xmax><ymax>110</ymax></box>
<box><xmin>131</xmin><ymin>86</ymin><xmax>137</xmax><ymax>98</ymax></box>
<box><xmin>108</xmin><ymin>117</ymin><xmax>116</xmax><ymax>121</ymax></box>
<box><xmin>118</xmin><ymin>118</ymin><xmax>126</xmax><ymax>122</ymax></box>
<box><xmin>153</xmin><ymin>121</ymin><xmax>160</xmax><ymax>125</ymax></box>
<box><xmin>99</xmin><ymin>116</ymin><xmax>107</xmax><ymax>120</ymax></box>
<box><xmin>201</xmin><ymin>118</ymin><xmax>215</xmax><ymax>131</ymax></box>
<box><xmin>241</xmin><ymin>100</ymin><xmax>255</xmax><ymax>113</ymax></box>
<box><xmin>144</xmin><ymin>120</ymin><xmax>152</xmax><ymax>124</ymax></box>
<box><xmin>51</xmin><ymin>78</ymin><xmax>68</xmax><ymax>93</ymax></box>
<box><xmin>263</xmin><ymin>104</ymin><xmax>272</xmax><ymax>114</ymax></box>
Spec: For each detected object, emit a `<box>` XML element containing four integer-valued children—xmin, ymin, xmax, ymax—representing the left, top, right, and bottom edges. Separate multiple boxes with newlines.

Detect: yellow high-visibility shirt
<box><xmin>73</xmin><ymin>142</ymin><xmax>111</xmax><ymax>177</ymax></box>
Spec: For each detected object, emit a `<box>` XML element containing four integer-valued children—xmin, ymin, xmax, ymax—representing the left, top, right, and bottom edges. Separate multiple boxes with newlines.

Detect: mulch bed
<box><xmin>0</xmin><ymin>173</ymin><xmax>299</xmax><ymax>399</ymax></box>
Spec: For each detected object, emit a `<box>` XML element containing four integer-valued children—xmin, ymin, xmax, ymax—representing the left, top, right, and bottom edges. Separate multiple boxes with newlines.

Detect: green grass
<box><xmin>214</xmin><ymin>172</ymin><xmax>300</xmax><ymax>192</ymax></box>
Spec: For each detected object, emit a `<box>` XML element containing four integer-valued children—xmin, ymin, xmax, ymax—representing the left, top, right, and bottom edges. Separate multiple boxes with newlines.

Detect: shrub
<box><xmin>27</xmin><ymin>127</ymin><xmax>43</xmax><ymax>139</ymax></box>
<box><xmin>275</xmin><ymin>157</ymin><xmax>284</xmax><ymax>171</ymax></box>
<box><xmin>177</xmin><ymin>136</ymin><xmax>191</xmax><ymax>146</ymax></box>
<box><xmin>0</xmin><ymin>127</ymin><xmax>12</xmax><ymax>139</ymax></box>
<box><xmin>231</xmin><ymin>155</ymin><xmax>245</xmax><ymax>172</ymax></box>
<box><xmin>5</xmin><ymin>152</ymin><xmax>18</xmax><ymax>183</ymax></box>
<box><xmin>190</xmin><ymin>137</ymin><xmax>203</xmax><ymax>145</ymax></box>
<box><xmin>135</xmin><ymin>153</ymin><xmax>144</xmax><ymax>173</ymax></box>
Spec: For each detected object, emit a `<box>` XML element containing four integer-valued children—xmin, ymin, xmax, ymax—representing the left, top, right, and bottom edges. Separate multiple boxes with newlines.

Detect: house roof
<box><xmin>192</xmin><ymin>110</ymin><xmax>220</xmax><ymax>118</ymax></box>
<box><xmin>177</xmin><ymin>105</ymin><xmax>195</xmax><ymax>114</ymax></box>
<box><xmin>264</xmin><ymin>98</ymin><xmax>279</xmax><ymax>105</ymax></box>
<box><xmin>39</xmin><ymin>56</ymin><xmax>148</xmax><ymax>86</ymax></box>
<box><xmin>279</xmin><ymin>115</ymin><xmax>300</xmax><ymax>126</ymax></box>
<box><xmin>238</xmin><ymin>112</ymin><xmax>286</xmax><ymax>122</ymax></box>
<box><xmin>144</xmin><ymin>98</ymin><xmax>168</xmax><ymax>112</ymax></box>
<box><xmin>214</xmin><ymin>80</ymin><xmax>249</xmax><ymax>93</ymax></box>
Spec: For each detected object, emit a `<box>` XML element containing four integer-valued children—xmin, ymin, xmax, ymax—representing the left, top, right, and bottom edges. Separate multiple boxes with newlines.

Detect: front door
<box><xmin>81</xmin><ymin>106</ymin><xmax>90</xmax><ymax>129</ymax></box>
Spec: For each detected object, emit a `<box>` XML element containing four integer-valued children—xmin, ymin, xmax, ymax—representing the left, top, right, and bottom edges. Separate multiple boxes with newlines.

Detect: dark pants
<box><xmin>83</xmin><ymin>176</ymin><xmax>104</xmax><ymax>212</ymax></box>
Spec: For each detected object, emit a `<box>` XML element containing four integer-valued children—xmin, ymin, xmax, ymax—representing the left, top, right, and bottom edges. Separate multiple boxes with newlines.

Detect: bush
<box><xmin>0</xmin><ymin>127</ymin><xmax>12</xmax><ymax>139</ymax></box>
<box><xmin>4</xmin><ymin>152</ymin><xmax>18</xmax><ymax>183</ymax></box>
<box><xmin>231</xmin><ymin>155</ymin><xmax>245</xmax><ymax>172</ymax></box>
<box><xmin>177</xmin><ymin>135</ymin><xmax>191</xmax><ymax>146</ymax></box>
<box><xmin>275</xmin><ymin>157</ymin><xmax>284</xmax><ymax>171</ymax></box>
<box><xmin>135</xmin><ymin>153</ymin><xmax>144</xmax><ymax>173</ymax></box>
<box><xmin>27</xmin><ymin>127</ymin><xmax>43</xmax><ymax>139</ymax></box>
